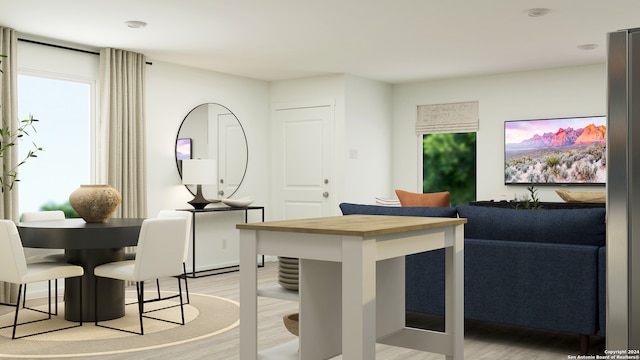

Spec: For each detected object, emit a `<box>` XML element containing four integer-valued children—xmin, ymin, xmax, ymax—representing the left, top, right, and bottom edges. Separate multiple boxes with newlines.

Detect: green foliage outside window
<box><xmin>423</xmin><ymin>132</ymin><xmax>476</xmax><ymax>206</ymax></box>
<box><xmin>39</xmin><ymin>201</ymin><xmax>79</xmax><ymax>218</ymax></box>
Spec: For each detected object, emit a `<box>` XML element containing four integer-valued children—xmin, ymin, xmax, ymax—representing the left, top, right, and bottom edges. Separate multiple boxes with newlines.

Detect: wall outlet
<box><xmin>222</xmin><ymin>239</ymin><xmax>227</xmax><ymax>249</ymax></box>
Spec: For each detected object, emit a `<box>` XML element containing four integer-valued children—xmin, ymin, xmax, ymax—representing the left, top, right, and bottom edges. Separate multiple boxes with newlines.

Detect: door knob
<box><xmin>323</xmin><ymin>192</ymin><xmax>329</xmax><ymax>198</ymax></box>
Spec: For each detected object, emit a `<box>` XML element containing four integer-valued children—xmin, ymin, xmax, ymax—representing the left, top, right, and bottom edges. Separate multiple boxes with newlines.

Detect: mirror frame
<box><xmin>175</xmin><ymin>103</ymin><xmax>248</xmax><ymax>199</ymax></box>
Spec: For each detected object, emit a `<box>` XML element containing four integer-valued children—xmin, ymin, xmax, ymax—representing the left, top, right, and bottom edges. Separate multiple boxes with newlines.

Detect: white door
<box><xmin>273</xmin><ymin>105</ymin><xmax>334</xmax><ymax>220</ymax></box>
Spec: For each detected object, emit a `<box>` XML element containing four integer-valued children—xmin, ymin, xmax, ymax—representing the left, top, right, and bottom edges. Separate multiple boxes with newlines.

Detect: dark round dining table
<box><xmin>17</xmin><ymin>218</ymin><xmax>145</xmax><ymax>322</ymax></box>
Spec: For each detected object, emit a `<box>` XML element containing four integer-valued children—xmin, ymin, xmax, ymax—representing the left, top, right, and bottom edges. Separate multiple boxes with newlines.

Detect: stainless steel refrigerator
<box><xmin>607</xmin><ymin>27</ymin><xmax>640</xmax><ymax>350</ymax></box>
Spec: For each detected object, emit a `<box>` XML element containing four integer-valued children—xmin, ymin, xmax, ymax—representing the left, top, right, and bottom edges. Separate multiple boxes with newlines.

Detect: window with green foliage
<box><xmin>18</xmin><ymin>74</ymin><xmax>91</xmax><ymax>217</ymax></box>
<box><xmin>422</xmin><ymin>132</ymin><xmax>476</xmax><ymax>206</ymax></box>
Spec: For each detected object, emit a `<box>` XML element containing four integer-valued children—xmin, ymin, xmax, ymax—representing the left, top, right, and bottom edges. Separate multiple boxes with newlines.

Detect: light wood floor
<box><xmin>67</xmin><ymin>261</ymin><xmax>605</xmax><ymax>360</ymax></box>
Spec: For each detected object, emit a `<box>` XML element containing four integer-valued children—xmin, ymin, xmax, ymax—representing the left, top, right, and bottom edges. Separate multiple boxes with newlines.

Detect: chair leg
<box><xmin>23</xmin><ymin>280</ymin><xmax>57</xmax><ymax>316</ymax></box>
<box><xmin>156</xmin><ymin>279</ymin><xmax>161</xmax><ymax>299</ymax></box>
<box><xmin>137</xmin><ymin>282</ymin><xmax>145</xmax><ymax>335</ymax></box>
<box><xmin>45</xmin><ymin>280</ymin><xmax>58</xmax><ymax>316</ymax></box>
<box><xmin>182</xmin><ymin>262</ymin><xmax>190</xmax><ymax>304</ymax></box>
<box><xmin>177</xmin><ymin>277</ymin><xmax>185</xmax><ymax>325</ymax></box>
<box><xmin>12</xmin><ymin>285</ymin><xmax>23</xmax><ymax>339</ymax></box>
<box><xmin>21</xmin><ymin>284</ymin><xmax>27</xmax><ymax>309</ymax></box>
<box><xmin>94</xmin><ymin>276</ymin><xmax>99</xmax><ymax>326</ymax></box>
<box><xmin>5</xmin><ymin>279</ymin><xmax>81</xmax><ymax>339</ymax></box>
<box><xmin>54</xmin><ymin>279</ymin><xmax>58</xmax><ymax>315</ymax></box>
<box><xmin>47</xmin><ymin>280</ymin><xmax>51</xmax><ymax>317</ymax></box>
<box><xmin>78</xmin><ymin>276</ymin><xmax>83</xmax><ymax>325</ymax></box>
<box><xmin>96</xmin><ymin>277</ymin><xmax>142</xmax><ymax>335</ymax></box>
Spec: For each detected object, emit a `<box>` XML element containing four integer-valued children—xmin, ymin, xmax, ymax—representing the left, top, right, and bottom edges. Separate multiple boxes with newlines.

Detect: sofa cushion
<box><xmin>456</xmin><ymin>205</ymin><xmax>606</xmax><ymax>246</ymax></box>
<box><xmin>339</xmin><ymin>203</ymin><xmax>457</xmax><ymax>218</ymax></box>
<box><xmin>395</xmin><ymin>189</ymin><xmax>451</xmax><ymax>207</ymax></box>
<box><xmin>464</xmin><ymin>239</ymin><xmax>600</xmax><ymax>335</ymax></box>
<box><xmin>406</xmin><ymin>239</ymin><xmax>601</xmax><ymax>335</ymax></box>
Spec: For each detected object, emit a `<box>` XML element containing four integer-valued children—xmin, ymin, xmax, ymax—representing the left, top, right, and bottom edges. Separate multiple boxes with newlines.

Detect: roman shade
<box><xmin>416</xmin><ymin>101</ymin><xmax>479</xmax><ymax>134</ymax></box>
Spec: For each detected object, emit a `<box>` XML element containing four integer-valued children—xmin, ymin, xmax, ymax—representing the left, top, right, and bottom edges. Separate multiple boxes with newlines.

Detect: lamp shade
<box><xmin>181</xmin><ymin>159</ymin><xmax>217</xmax><ymax>185</ymax></box>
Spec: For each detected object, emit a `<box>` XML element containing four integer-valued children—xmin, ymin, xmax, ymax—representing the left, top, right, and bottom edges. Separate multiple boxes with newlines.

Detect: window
<box><xmin>17</xmin><ymin>73</ymin><xmax>92</xmax><ymax>214</ymax></box>
<box><xmin>422</xmin><ymin>132</ymin><xmax>476</xmax><ymax>206</ymax></box>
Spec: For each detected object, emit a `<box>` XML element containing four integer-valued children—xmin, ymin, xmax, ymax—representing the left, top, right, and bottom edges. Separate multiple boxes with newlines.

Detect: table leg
<box><xmin>376</xmin><ymin>257</ymin><xmax>406</xmax><ymax>338</ymax></box>
<box><xmin>342</xmin><ymin>236</ymin><xmax>377</xmax><ymax>360</ymax></box>
<box><xmin>299</xmin><ymin>259</ymin><xmax>342</xmax><ymax>359</ymax></box>
<box><xmin>65</xmin><ymin>248</ymin><xmax>125</xmax><ymax>322</ymax></box>
<box><xmin>239</xmin><ymin>230</ymin><xmax>258</xmax><ymax>360</ymax></box>
<box><xmin>445</xmin><ymin>224</ymin><xmax>465</xmax><ymax>360</ymax></box>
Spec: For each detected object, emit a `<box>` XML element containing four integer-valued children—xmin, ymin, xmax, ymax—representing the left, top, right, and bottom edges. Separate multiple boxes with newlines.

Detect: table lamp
<box><xmin>181</xmin><ymin>159</ymin><xmax>217</xmax><ymax>209</ymax></box>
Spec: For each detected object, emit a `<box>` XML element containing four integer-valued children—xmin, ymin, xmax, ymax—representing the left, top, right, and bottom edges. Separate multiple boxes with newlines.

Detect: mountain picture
<box><xmin>504</xmin><ymin>117</ymin><xmax>606</xmax><ymax>184</ymax></box>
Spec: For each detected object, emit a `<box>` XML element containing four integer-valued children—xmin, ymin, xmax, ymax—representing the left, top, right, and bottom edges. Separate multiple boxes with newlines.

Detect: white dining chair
<box><xmin>93</xmin><ymin>217</ymin><xmax>189</xmax><ymax>335</ymax></box>
<box><xmin>0</xmin><ymin>219</ymin><xmax>84</xmax><ymax>339</ymax></box>
<box><xmin>125</xmin><ymin>210</ymin><xmax>193</xmax><ymax>304</ymax></box>
<box><xmin>157</xmin><ymin>210</ymin><xmax>193</xmax><ymax>303</ymax></box>
<box><xmin>22</xmin><ymin>210</ymin><xmax>66</xmax><ymax>263</ymax></box>
<box><xmin>21</xmin><ymin>210</ymin><xmax>66</xmax><ymax>314</ymax></box>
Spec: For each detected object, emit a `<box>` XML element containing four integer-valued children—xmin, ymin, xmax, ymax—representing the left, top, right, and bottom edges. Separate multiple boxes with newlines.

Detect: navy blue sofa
<box><xmin>339</xmin><ymin>203</ymin><xmax>607</xmax><ymax>352</ymax></box>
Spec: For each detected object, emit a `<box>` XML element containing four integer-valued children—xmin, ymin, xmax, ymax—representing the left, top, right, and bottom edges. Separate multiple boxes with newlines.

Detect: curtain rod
<box><xmin>17</xmin><ymin>38</ymin><xmax>153</xmax><ymax>65</ymax></box>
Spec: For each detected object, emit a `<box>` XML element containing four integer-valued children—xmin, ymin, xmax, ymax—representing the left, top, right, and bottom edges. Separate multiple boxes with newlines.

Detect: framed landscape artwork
<box><xmin>176</xmin><ymin>138</ymin><xmax>192</xmax><ymax>160</ymax></box>
<box><xmin>504</xmin><ymin>116</ymin><xmax>606</xmax><ymax>185</ymax></box>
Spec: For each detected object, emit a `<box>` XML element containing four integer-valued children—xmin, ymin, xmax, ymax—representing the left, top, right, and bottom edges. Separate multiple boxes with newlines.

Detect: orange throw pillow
<box><xmin>394</xmin><ymin>189</ymin><xmax>451</xmax><ymax>207</ymax></box>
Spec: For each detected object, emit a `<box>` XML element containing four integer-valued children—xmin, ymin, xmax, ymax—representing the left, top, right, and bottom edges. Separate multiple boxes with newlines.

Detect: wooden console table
<box><xmin>238</xmin><ymin>215</ymin><xmax>466</xmax><ymax>360</ymax></box>
<box><xmin>178</xmin><ymin>206</ymin><xmax>264</xmax><ymax>277</ymax></box>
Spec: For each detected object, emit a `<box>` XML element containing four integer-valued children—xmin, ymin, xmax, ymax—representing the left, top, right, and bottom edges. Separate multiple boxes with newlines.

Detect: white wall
<box><xmin>145</xmin><ymin>61</ymin><xmax>270</xmax><ymax>270</ymax></box>
<box><xmin>17</xmin><ymin>41</ymin><xmax>99</xmax><ymax>79</ymax></box>
<box><xmin>343</xmin><ymin>74</ymin><xmax>393</xmax><ymax>203</ymax></box>
<box><xmin>270</xmin><ymin>74</ymin><xmax>393</xmax><ymax>212</ymax></box>
<box><xmin>392</xmin><ymin>64</ymin><xmax>607</xmax><ymax>202</ymax></box>
<box><xmin>145</xmin><ymin>60</ymin><xmax>270</xmax><ymax>215</ymax></box>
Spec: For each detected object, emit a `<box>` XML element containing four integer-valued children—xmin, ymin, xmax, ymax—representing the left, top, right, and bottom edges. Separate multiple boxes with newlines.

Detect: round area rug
<box><xmin>0</xmin><ymin>292</ymin><xmax>239</xmax><ymax>358</ymax></box>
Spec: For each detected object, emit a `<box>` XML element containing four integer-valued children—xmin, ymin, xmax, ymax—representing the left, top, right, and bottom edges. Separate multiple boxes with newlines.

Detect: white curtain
<box><xmin>98</xmin><ymin>48</ymin><xmax>147</xmax><ymax>219</ymax></box>
<box><xmin>0</xmin><ymin>26</ymin><xmax>19</xmax><ymax>302</ymax></box>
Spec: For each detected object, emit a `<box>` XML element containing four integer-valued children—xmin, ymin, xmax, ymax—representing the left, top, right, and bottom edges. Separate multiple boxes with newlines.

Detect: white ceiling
<box><xmin>0</xmin><ymin>0</ymin><xmax>639</xmax><ymax>84</ymax></box>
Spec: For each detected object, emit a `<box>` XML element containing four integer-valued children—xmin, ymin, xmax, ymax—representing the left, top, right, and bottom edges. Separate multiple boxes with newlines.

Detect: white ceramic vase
<box><xmin>69</xmin><ymin>184</ymin><xmax>122</xmax><ymax>223</ymax></box>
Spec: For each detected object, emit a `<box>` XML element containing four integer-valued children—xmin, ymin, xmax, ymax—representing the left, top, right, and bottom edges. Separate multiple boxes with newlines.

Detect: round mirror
<box><xmin>175</xmin><ymin>103</ymin><xmax>248</xmax><ymax>200</ymax></box>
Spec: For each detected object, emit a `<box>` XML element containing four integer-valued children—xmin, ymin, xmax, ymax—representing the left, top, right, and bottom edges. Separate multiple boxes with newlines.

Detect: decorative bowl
<box><xmin>283</xmin><ymin>313</ymin><xmax>299</xmax><ymax>336</ymax></box>
<box><xmin>221</xmin><ymin>196</ymin><xmax>254</xmax><ymax>208</ymax></box>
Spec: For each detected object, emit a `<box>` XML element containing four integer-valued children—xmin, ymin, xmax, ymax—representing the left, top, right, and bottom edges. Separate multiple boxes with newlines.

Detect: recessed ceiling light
<box><xmin>577</xmin><ymin>44</ymin><xmax>598</xmax><ymax>51</ymax></box>
<box><xmin>525</xmin><ymin>8</ymin><xmax>550</xmax><ymax>17</ymax></box>
<box><xmin>125</xmin><ymin>20</ymin><xmax>147</xmax><ymax>29</ymax></box>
